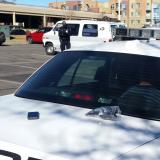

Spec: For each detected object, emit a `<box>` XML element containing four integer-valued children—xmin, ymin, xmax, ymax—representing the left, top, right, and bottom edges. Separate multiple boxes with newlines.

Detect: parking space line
<box><xmin>0</xmin><ymin>61</ymin><xmax>44</xmax><ymax>65</ymax></box>
<box><xmin>0</xmin><ymin>79</ymin><xmax>22</xmax><ymax>85</ymax></box>
<box><xmin>0</xmin><ymin>87</ymin><xmax>17</xmax><ymax>91</ymax></box>
<box><xmin>0</xmin><ymin>64</ymin><xmax>37</xmax><ymax>70</ymax></box>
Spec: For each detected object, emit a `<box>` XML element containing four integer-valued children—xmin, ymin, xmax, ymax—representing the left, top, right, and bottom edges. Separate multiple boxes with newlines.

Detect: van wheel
<box><xmin>27</xmin><ymin>37</ymin><xmax>33</xmax><ymax>44</ymax></box>
<box><xmin>45</xmin><ymin>43</ymin><xmax>56</xmax><ymax>55</ymax></box>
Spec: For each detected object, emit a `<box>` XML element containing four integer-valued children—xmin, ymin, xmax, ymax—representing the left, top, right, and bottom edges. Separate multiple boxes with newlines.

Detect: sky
<box><xmin>15</xmin><ymin>0</ymin><xmax>108</xmax><ymax>7</ymax></box>
<box><xmin>16</xmin><ymin>0</ymin><xmax>55</xmax><ymax>7</ymax></box>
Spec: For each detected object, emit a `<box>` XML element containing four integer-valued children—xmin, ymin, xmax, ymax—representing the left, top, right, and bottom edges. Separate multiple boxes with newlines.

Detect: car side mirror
<box><xmin>86</xmin><ymin>106</ymin><xmax>121</xmax><ymax>121</ymax></box>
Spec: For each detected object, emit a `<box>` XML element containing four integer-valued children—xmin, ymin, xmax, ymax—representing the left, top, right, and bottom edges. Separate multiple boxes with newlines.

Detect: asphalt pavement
<box><xmin>0</xmin><ymin>43</ymin><xmax>51</xmax><ymax>96</ymax></box>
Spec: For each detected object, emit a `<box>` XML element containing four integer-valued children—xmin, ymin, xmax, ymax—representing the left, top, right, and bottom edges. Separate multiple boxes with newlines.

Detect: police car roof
<box><xmin>69</xmin><ymin>40</ymin><xmax>160</xmax><ymax>58</ymax></box>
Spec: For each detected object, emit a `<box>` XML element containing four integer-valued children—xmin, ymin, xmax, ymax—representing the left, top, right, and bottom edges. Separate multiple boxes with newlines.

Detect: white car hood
<box><xmin>0</xmin><ymin>95</ymin><xmax>160</xmax><ymax>160</ymax></box>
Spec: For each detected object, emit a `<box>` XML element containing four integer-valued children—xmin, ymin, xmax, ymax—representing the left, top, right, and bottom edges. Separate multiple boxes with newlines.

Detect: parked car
<box><xmin>0</xmin><ymin>40</ymin><xmax>160</xmax><ymax>160</ymax></box>
<box><xmin>10</xmin><ymin>28</ymin><xmax>26</xmax><ymax>41</ymax></box>
<box><xmin>10</xmin><ymin>29</ymin><xmax>26</xmax><ymax>35</ymax></box>
<box><xmin>0</xmin><ymin>32</ymin><xmax>6</xmax><ymax>45</ymax></box>
<box><xmin>26</xmin><ymin>27</ymin><xmax>52</xmax><ymax>44</ymax></box>
<box><xmin>43</xmin><ymin>20</ymin><xmax>115</xmax><ymax>55</ymax></box>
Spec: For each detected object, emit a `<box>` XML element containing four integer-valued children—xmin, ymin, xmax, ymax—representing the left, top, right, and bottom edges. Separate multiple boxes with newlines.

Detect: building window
<box><xmin>137</xmin><ymin>20</ymin><xmax>140</xmax><ymax>24</ymax></box>
<box><xmin>131</xmin><ymin>20</ymin><xmax>140</xmax><ymax>25</ymax></box>
<box><xmin>131</xmin><ymin>11</ymin><xmax>140</xmax><ymax>17</ymax></box>
<box><xmin>122</xmin><ymin>3</ymin><xmax>126</xmax><ymax>10</ymax></box>
<box><xmin>131</xmin><ymin>3</ymin><xmax>134</xmax><ymax>9</ymax></box>
<box><xmin>137</xmin><ymin>11</ymin><xmax>140</xmax><ymax>16</ymax></box>
<box><xmin>111</xmin><ymin>4</ymin><xmax>114</xmax><ymax>10</ymax></box>
<box><xmin>116</xmin><ymin>3</ymin><xmax>121</xmax><ymax>10</ymax></box>
<box><xmin>122</xmin><ymin>11</ymin><xmax>126</xmax><ymax>17</ymax></box>
<box><xmin>136</xmin><ymin>3</ymin><xmax>140</xmax><ymax>8</ymax></box>
<box><xmin>131</xmin><ymin>12</ymin><xmax>133</xmax><ymax>16</ymax></box>
<box><xmin>68</xmin><ymin>24</ymin><xmax>80</xmax><ymax>36</ymax></box>
<box><xmin>146</xmin><ymin>19</ymin><xmax>151</xmax><ymax>22</ymax></box>
<box><xmin>131</xmin><ymin>3</ymin><xmax>140</xmax><ymax>9</ymax></box>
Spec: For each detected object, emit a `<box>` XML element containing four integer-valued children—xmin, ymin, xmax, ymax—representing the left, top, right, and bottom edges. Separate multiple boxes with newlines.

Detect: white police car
<box><xmin>0</xmin><ymin>40</ymin><xmax>160</xmax><ymax>160</ymax></box>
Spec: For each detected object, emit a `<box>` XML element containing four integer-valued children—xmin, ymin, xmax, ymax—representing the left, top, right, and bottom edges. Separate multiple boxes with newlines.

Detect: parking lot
<box><xmin>0</xmin><ymin>43</ymin><xmax>50</xmax><ymax>96</ymax></box>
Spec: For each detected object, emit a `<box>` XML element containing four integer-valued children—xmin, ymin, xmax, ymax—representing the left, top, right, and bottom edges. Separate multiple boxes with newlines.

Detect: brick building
<box><xmin>49</xmin><ymin>0</ymin><xmax>160</xmax><ymax>28</ymax></box>
<box><xmin>108</xmin><ymin>0</ymin><xmax>160</xmax><ymax>28</ymax></box>
<box><xmin>49</xmin><ymin>0</ymin><xmax>110</xmax><ymax>14</ymax></box>
<box><xmin>152</xmin><ymin>0</ymin><xmax>160</xmax><ymax>24</ymax></box>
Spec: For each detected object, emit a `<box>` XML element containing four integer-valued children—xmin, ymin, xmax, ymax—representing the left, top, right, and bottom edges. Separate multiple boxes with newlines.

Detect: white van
<box><xmin>43</xmin><ymin>20</ymin><xmax>113</xmax><ymax>55</ymax></box>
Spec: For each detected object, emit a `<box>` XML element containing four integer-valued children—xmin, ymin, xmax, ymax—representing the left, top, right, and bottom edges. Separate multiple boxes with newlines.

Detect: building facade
<box><xmin>152</xmin><ymin>0</ymin><xmax>160</xmax><ymax>24</ymax></box>
<box><xmin>109</xmin><ymin>0</ymin><xmax>146</xmax><ymax>28</ymax></box>
<box><xmin>49</xmin><ymin>0</ymin><xmax>111</xmax><ymax>14</ymax></box>
<box><xmin>108</xmin><ymin>0</ymin><xmax>160</xmax><ymax>28</ymax></box>
<box><xmin>49</xmin><ymin>0</ymin><xmax>160</xmax><ymax>27</ymax></box>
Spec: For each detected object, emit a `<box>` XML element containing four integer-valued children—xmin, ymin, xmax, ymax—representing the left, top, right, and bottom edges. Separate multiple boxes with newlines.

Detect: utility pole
<box><xmin>151</xmin><ymin>0</ymin><xmax>154</xmax><ymax>25</ymax></box>
<box><xmin>118</xmin><ymin>0</ymin><xmax>121</xmax><ymax>21</ymax></box>
<box><xmin>127</xmin><ymin>0</ymin><xmax>130</xmax><ymax>28</ymax></box>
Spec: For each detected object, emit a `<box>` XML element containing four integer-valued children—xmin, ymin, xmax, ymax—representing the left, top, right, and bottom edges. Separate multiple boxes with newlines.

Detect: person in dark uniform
<box><xmin>58</xmin><ymin>21</ymin><xmax>71</xmax><ymax>52</ymax></box>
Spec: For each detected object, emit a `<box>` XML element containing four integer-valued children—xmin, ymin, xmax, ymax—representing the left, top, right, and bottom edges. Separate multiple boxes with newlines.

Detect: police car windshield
<box><xmin>15</xmin><ymin>51</ymin><xmax>160</xmax><ymax>121</ymax></box>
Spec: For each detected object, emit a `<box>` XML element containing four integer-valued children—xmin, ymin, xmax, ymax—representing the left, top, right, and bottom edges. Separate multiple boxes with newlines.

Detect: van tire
<box><xmin>45</xmin><ymin>43</ymin><xmax>56</xmax><ymax>55</ymax></box>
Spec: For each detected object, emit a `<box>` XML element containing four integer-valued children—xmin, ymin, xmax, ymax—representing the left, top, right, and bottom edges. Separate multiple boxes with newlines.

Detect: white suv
<box><xmin>43</xmin><ymin>20</ymin><xmax>114</xmax><ymax>55</ymax></box>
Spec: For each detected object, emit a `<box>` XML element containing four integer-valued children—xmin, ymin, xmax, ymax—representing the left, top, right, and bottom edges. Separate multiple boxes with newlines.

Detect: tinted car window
<box><xmin>67</xmin><ymin>24</ymin><xmax>80</xmax><ymax>36</ymax></box>
<box><xmin>10</xmin><ymin>29</ymin><xmax>26</xmax><ymax>35</ymax></box>
<box><xmin>44</xmin><ymin>27</ymin><xmax>52</xmax><ymax>33</ymax></box>
<box><xmin>111</xmin><ymin>25</ymin><xmax>118</xmax><ymax>29</ymax></box>
<box><xmin>15</xmin><ymin>51</ymin><xmax>160</xmax><ymax>121</ymax></box>
<box><xmin>54</xmin><ymin>23</ymin><xmax>79</xmax><ymax>36</ymax></box>
<box><xmin>38</xmin><ymin>27</ymin><xmax>52</xmax><ymax>33</ymax></box>
<box><xmin>53</xmin><ymin>23</ymin><xmax>62</xmax><ymax>31</ymax></box>
<box><xmin>38</xmin><ymin>29</ymin><xmax>45</xmax><ymax>33</ymax></box>
<box><xmin>82</xmin><ymin>24</ymin><xmax>98</xmax><ymax>37</ymax></box>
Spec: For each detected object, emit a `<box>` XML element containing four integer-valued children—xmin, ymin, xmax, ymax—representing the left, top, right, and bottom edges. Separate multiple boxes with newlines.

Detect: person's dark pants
<box><xmin>60</xmin><ymin>40</ymin><xmax>71</xmax><ymax>52</ymax></box>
